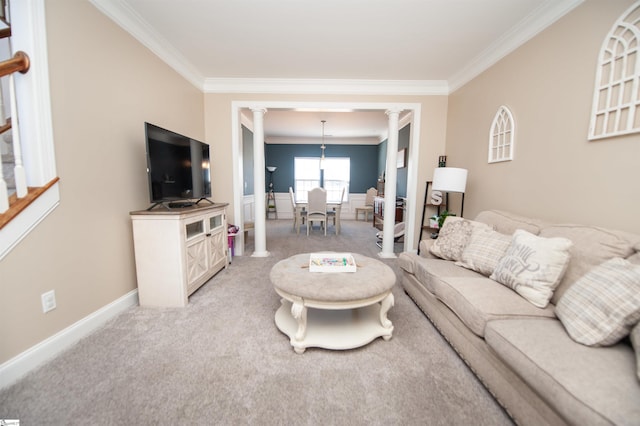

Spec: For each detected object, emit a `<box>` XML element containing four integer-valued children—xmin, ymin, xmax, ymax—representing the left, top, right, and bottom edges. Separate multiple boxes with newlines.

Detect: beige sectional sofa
<box><xmin>399</xmin><ymin>210</ymin><xmax>640</xmax><ymax>425</ymax></box>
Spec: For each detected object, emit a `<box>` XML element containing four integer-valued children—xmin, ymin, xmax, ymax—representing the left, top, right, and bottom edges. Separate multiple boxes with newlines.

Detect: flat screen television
<box><xmin>145</xmin><ymin>122</ymin><xmax>211</xmax><ymax>208</ymax></box>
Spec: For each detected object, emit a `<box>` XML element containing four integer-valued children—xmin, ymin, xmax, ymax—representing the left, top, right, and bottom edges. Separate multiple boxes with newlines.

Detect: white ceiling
<box><xmin>91</xmin><ymin>0</ymin><xmax>582</xmax><ymax>142</ymax></box>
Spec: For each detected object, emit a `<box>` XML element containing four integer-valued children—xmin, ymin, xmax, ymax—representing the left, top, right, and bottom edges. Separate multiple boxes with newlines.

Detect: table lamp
<box><xmin>432</xmin><ymin>167</ymin><xmax>468</xmax><ymax>217</ymax></box>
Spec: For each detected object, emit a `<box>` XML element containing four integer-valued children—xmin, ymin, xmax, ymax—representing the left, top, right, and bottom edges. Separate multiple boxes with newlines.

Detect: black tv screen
<box><xmin>145</xmin><ymin>122</ymin><xmax>211</xmax><ymax>204</ymax></box>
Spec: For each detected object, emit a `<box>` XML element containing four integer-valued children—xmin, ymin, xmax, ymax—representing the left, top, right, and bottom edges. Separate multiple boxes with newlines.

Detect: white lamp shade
<box><xmin>432</xmin><ymin>167</ymin><xmax>467</xmax><ymax>193</ymax></box>
<box><xmin>266</xmin><ymin>166</ymin><xmax>277</xmax><ymax>172</ymax></box>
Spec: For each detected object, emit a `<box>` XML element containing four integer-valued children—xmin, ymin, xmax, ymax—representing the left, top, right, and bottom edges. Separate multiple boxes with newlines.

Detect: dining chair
<box><xmin>355</xmin><ymin>187</ymin><xmax>377</xmax><ymax>221</ymax></box>
<box><xmin>307</xmin><ymin>187</ymin><xmax>327</xmax><ymax>236</ymax></box>
<box><xmin>289</xmin><ymin>187</ymin><xmax>306</xmax><ymax>235</ymax></box>
<box><xmin>326</xmin><ymin>187</ymin><xmax>345</xmax><ymax>235</ymax></box>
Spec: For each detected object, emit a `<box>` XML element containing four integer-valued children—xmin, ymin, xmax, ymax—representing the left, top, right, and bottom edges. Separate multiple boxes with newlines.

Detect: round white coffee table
<box><xmin>270</xmin><ymin>253</ymin><xmax>396</xmax><ymax>354</ymax></box>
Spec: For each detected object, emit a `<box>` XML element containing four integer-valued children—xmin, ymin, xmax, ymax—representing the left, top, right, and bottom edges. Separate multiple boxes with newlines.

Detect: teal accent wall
<box><xmin>264</xmin><ymin>144</ymin><xmax>379</xmax><ymax>193</ymax></box>
<box><xmin>376</xmin><ymin>123</ymin><xmax>410</xmax><ymax>197</ymax></box>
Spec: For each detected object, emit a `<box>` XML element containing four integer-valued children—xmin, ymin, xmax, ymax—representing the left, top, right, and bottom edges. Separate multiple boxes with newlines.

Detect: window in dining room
<box><xmin>294</xmin><ymin>157</ymin><xmax>320</xmax><ymax>202</ymax></box>
<box><xmin>322</xmin><ymin>157</ymin><xmax>350</xmax><ymax>203</ymax></box>
<box><xmin>294</xmin><ymin>157</ymin><xmax>350</xmax><ymax>203</ymax></box>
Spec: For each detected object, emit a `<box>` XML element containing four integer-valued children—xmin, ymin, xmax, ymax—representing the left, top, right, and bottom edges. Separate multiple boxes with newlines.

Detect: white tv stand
<box><xmin>130</xmin><ymin>203</ymin><xmax>229</xmax><ymax>307</ymax></box>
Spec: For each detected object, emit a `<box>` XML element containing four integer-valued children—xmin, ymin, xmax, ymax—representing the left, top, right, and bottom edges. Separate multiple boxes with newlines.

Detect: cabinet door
<box><xmin>207</xmin><ymin>230</ymin><xmax>226</xmax><ymax>271</ymax></box>
<box><xmin>206</xmin><ymin>212</ymin><xmax>227</xmax><ymax>273</ymax></box>
<box><xmin>185</xmin><ymin>219</ymin><xmax>209</xmax><ymax>291</ymax></box>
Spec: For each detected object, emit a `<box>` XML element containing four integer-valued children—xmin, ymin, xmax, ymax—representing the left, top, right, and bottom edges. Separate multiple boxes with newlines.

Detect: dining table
<box><xmin>294</xmin><ymin>201</ymin><xmax>343</xmax><ymax>235</ymax></box>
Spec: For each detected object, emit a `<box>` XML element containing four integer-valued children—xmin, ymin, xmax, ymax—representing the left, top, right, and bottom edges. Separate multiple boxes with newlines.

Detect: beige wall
<box><xmin>446</xmin><ymin>0</ymin><xmax>640</xmax><ymax>234</ymax></box>
<box><xmin>203</xmin><ymin>93</ymin><xmax>448</xmax><ymax>243</ymax></box>
<box><xmin>0</xmin><ymin>0</ymin><xmax>204</xmax><ymax>363</ymax></box>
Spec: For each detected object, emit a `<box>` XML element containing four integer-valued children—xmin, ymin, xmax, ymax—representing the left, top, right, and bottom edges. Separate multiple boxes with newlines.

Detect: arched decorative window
<box><xmin>588</xmin><ymin>1</ymin><xmax>640</xmax><ymax>140</ymax></box>
<box><xmin>488</xmin><ymin>105</ymin><xmax>515</xmax><ymax>163</ymax></box>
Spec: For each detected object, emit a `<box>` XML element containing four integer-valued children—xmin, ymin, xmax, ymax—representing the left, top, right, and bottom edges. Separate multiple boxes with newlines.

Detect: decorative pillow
<box><xmin>456</xmin><ymin>228</ymin><xmax>511</xmax><ymax>276</ymax></box>
<box><xmin>631</xmin><ymin>322</ymin><xmax>640</xmax><ymax>381</ymax></box>
<box><xmin>490</xmin><ymin>229</ymin><xmax>572</xmax><ymax>308</ymax></box>
<box><xmin>429</xmin><ymin>217</ymin><xmax>488</xmax><ymax>261</ymax></box>
<box><xmin>555</xmin><ymin>257</ymin><xmax>640</xmax><ymax>346</ymax></box>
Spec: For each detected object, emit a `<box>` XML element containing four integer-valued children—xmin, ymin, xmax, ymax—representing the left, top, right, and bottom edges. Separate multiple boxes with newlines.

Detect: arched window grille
<box><xmin>588</xmin><ymin>1</ymin><xmax>640</xmax><ymax>140</ymax></box>
<box><xmin>488</xmin><ymin>105</ymin><xmax>515</xmax><ymax>163</ymax></box>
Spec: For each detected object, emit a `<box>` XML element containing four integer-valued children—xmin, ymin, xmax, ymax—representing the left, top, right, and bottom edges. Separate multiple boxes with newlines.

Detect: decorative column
<box><xmin>251</xmin><ymin>107</ymin><xmax>269</xmax><ymax>257</ymax></box>
<box><xmin>379</xmin><ymin>108</ymin><xmax>402</xmax><ymax>258</ymax></box>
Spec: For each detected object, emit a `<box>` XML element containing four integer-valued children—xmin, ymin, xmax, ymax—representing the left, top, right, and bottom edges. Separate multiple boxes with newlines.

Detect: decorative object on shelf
<box><xmin>397</xmin><ymin>148</ymin><xmax>406</xmax><ymax>168</ymax></box>
<box><xmin>319</xmin><ymin>120</ymin><xmax>326</xmax><ymax>170</ymax></box>
<box><xmin>432</xmin><ymin>167</ymin><xmax>467</xmax><ymax>218</ymax></box>
<box><xmin>438</xmin><ymin>155</ymin><xmax>447</xmax><ymax>167</ymax></box>
<box><xmin>430</xmin><ymin>210</ymin><xmax>456</xmax><ymax>229</ymax></box>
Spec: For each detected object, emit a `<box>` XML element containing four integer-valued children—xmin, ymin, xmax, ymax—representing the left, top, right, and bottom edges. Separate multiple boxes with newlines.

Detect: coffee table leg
<box><xmin>380</xmin><ymin>293</ymin><xmax>394</xmax><ymax>340</ymax></box>
<box><xmin>290</xmin><ymin>300</ymin><xmax>308</xmax><ymax>353</ymax></box>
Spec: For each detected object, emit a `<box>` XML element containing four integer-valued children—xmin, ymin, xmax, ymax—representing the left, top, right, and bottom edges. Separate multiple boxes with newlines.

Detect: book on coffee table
<box><xmin>309</xmin><ymin>253</ymin><xmax>357</xmax><ymax>273</ymax></box>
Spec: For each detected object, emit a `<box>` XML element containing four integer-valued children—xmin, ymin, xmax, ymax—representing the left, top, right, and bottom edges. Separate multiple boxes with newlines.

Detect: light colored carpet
<box><xmin>0</xmin><ymin>219</ymin><xmax>512</xmax><ymax>425</ymax></box>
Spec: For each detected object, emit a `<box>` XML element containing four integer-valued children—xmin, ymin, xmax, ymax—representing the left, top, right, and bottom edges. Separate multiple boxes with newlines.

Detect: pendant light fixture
<box><xmin>320</xmin><ymin>120</ymin><xmax>326</xmax><ymax>170</ymax></box>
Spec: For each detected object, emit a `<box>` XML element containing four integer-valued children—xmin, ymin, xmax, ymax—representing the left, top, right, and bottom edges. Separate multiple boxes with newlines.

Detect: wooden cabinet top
<box><xmin>130</xmin><ymin>202</ymin><xmax>228</xmax><ymax>217</ymax></box>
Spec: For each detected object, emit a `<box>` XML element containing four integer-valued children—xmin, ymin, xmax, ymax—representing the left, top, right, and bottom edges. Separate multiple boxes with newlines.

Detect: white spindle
<box><xmin>9</xmin><ymin>73</ymin><xmax>26</xmax><ymax>198</ymax></box>
<box><xmin>0</xmin><ymin>170</ymin><xmax>8</xmax><ymax>213</ymax></box>
<box><xmin>0</xmin><ymin>79</ymin><xmax>8</xmax><ymax>212</ymax></box>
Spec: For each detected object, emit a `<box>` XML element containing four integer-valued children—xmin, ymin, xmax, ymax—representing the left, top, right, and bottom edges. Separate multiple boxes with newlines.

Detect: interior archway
<box><xmin>231</xmin><ymin>101</ymin><xmax>422</xmax><ymax>257</ymax></box>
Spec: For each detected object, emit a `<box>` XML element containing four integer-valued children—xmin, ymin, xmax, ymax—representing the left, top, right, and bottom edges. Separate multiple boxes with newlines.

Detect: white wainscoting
<box><xmin>243</xmin><ymin>194</ymin><xmax>255</xmax><ymax>223</ymax></box>
<box><xmin>268</xmin><ymin>192</ymin><xmax>365</xmax><ymax>220</ymax></box>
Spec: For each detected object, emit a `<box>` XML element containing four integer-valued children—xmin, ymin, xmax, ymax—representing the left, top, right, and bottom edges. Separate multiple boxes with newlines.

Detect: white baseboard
<box><xmin>0</xmin><ymin>289</ymin><xmax>139</xmax><ymax>390</ymax></box>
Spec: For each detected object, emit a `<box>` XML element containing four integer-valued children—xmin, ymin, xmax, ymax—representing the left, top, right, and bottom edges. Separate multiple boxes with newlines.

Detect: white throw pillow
<box><xmin>556</xmin><ymin>257</ymin><xmax>640</xmax><ymax>346</ymax></box>
<box><xmin>429</xmin><ymin>217</ymin><xmax>488</xmax><ymax>262</ymax></box>
<box><xmin>456</xmin><ymin>227</ymin><xmax>511</xmax><ymax>276</ymax></box>
<box><xmin>490</xmin><ymin>229</ymin><xmax>572</xmax><ymax>308</ymax></box>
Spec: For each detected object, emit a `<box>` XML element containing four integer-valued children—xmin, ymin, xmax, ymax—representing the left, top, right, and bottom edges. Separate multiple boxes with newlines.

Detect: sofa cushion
<box><xmin>429</xmin><ymin>217</ymin><xmax>489</xmax><ymax>261</ymax></box>
<box><xmin>555</xmin><ymin>257</ymin><xmax>640</xmax><ymax>346</ymax></box>
<box><xmin>456</xmin><ymin>227</ymin><xmax>511</xmax><ymax>276</ymax></box>
<box><xmin>474</xmin><ymin>210</ymin><xmax>544</xmax><ymax>235</ymax></box>
<box><xmin>631</xmin><ymin>322</ymin><xmax>640</xmax><ymax>381</ymax></box>
<box><xmin>490</xmin><ymin>230</ymin><xmax>572</xmax><ymax>308</ymax></box>
<box><xmin>485</xmin><ymin>319</ymin><xmax>640</xmax><ymax>425</ymax></box>
<box><xmin>429</xmin><ymin>276</ymin><xmax>555</xmax><ymax>337</ymax></box>
<box><xmin>410</xmin><ymin>256</ymin><xmax>482</xmax><ymax>294</ymax></box>
<box><xmin>398</xmin><ymin>252</ymin><xmax>417</xmax><ymax>275</ymax></box>
<box><xmin>540</xmin><ymin>224</ymin><xmax>635</xmax><ymax>304</ymax></box>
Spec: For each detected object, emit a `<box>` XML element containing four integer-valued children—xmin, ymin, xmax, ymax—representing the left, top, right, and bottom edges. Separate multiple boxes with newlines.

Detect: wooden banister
<box><xmin>0</xmin><ymin>177</ymin><xmax>59</xmax><ymax>230</ymax></box>
<box><xmin>0</xmin><ymin>51</ymin><xmax>30</xmax><ymax>78</ymax></box>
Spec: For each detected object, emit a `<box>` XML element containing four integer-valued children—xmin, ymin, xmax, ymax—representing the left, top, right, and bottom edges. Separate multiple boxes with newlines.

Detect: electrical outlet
<box><xmin>41</xmin><ymin>290</ymin><xmax>56</xmax><ymax>313</ymax></box>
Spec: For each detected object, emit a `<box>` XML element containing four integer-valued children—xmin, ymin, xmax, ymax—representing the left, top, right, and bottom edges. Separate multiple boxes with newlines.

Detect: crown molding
<box><xmin>89</xmin><ymin>0</ymin><xmax>204</xmax><ymax>90</ymax></box>
<box><xmin>265</xmin><ymin>136</ymin><xmax>381</xmax><ymax>145</ymax></box>
<box><xmin>91</xmin><ymin>0</ymin><xmax>583</xmax><ymax>96</ymax></box>
<box><xmin>448</xmin><ymin>0</ymin><xmax>584</xmax><ymax>93</ymax></box>
<box><xmin>203</xmin><ymin>78</ymin><xmax>449</xmax><ymax>95</ymax></box>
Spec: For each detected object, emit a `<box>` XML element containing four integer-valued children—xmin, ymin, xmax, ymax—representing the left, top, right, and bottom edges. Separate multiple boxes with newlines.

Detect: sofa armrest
<box><xmin>419</xmin><ymin>239</ymin><xmax>438</xmax><ymax>258</ymax></box>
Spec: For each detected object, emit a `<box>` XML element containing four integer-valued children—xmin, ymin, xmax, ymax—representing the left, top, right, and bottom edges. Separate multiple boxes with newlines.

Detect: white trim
<box><xmin>12</xmin><ymin>0</ymin><xmax>57</xmax><ymax>184</ymax></box>
<box><xmin>0</xmin><ymin>182</ymin><xmax>59</xmax><ymax>261</ymax></box>
<box><xmin>449</xmin><ymin>0</ymin><xmax>584</xmax><ymax>92</ymax></box>
<box><xmin>89</xmin><ymin>0</ymin><xmax>204</xmax><ymax>90</ymax></box>
<box><xmin>205</xmin><ymin>78</ymin><xmax>448</xmax><ymax>95</ymax></box>
<box><xmin>1</xmin><ymin>0</ymin><xmax>60</xmax><ymax>261</ymax></box>
<box><xmin>0</xmin><ymin>289</ymin><xmax>139</xmax><ymax>390</ymax></box>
